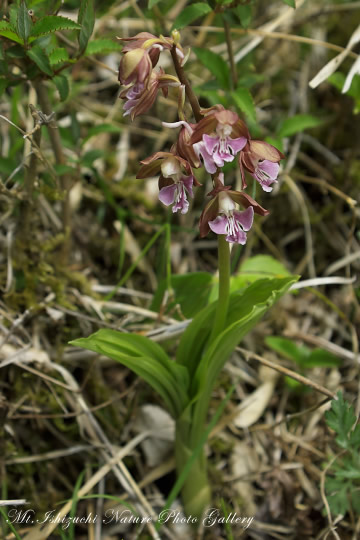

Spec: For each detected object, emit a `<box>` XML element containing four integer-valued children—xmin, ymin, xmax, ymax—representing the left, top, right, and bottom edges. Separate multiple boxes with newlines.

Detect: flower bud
<box><xmin>118</xmin><ymin>48</ymin><xmax>152</xmax><ymax>85</ymax></box>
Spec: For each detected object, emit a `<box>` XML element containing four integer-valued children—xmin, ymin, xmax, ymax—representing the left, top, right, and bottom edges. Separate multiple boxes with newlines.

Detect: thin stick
<box><xmin>191</xmin><ymin>26</ymin><xmax>360</xmax><ymax>61</ymax></box>
<box><xmin>237</xmin><ymin>346</ymin><xmax>336</xmax><ymax>399</ymax></box>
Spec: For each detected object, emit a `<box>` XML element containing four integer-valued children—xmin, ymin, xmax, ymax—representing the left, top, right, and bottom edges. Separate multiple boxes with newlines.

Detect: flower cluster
<box><xmin>118</xmin><ymin>32</ymin><xmax>183</xmax><ymax>120</ymax></box>
<box><xmin>119</xmin><ymin>33</ymin><xmax>284</xmax><ymax>245</ymax></box>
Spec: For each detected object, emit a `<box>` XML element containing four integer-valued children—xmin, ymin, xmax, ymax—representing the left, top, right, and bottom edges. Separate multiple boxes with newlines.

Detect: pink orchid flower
<box><xmin>239</xmin><ymin>140</ymin><xmax>285</xmax><ymax>192</ymax></box>
<box><xmin>199</xmin><ymin>173</ymin><xmax>268</xmax><ymax>244</ymax></box>
<box><xmin>190</xmin><ymin>108</ymin><xmax>250</xmax><ymax>173</ymax></box>
<box><xmin>137</xmin><ymin>152</ymin><xmax>200</xmax><ymax>214</ymax></box>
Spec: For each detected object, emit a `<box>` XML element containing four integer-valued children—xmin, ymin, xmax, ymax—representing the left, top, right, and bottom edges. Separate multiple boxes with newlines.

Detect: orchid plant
<box><xmin>70</xmin><ymin>30</ymin><xmax>297</xmax><ymax>521</ymax></box>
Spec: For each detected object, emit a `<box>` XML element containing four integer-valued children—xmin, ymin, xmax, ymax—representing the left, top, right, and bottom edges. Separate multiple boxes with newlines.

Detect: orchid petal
<box><xmin>209</xmin><ymin>215</ymin><xmax>228</xmax><ymax>235</ymax></box>
<box><xmin>158</xmin><ymin>184</ymin><xmax>177</xmax><ymax>206</ymax></box>
<box><xmin>226</xmin><ymin>229</ymin><xmax>247</xmax><ymax>245</ymax></box>
<box><xmin>233</xmin><ymin>206</ymin><xmax>254</xmax><ymax>231</ymax></box>
<box><xmin>249</xmin><ymin>140</ymin><xmax>285</xmax><ymax>162</ymax></box>
<box><xmin>182</xmin><ymin>175</ymin><xmax>194</xmax><ymax>197</ymax></box>
<box><xmin>203</xmin><ymin>134</ymin><xmax>219</xmax><ymax>154</ymax></box>
<box><xmin>227</xmin><ymin>136</ymin><xmax>247</xmax><ymax>154</ymax></box>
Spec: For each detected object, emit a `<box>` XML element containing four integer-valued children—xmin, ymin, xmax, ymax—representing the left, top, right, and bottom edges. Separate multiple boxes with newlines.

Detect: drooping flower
<box><xmin>118</xmin><ymin>32</ymin><xmax>186</xmax><ymax>74</ymax></box>
<box><xmin>137</xmin><ymin>152</ymin><xmax>200</xmax><ymax>214</ymax></box>
<box><xmin>199</xmin><ymin>173</ymin><xmax>268</xmax><ymax>244</ymax></box>
<box><xmin>162</xmin><ymin>120</ymin><xmax>202</xmax><ymax>169</ymax></box>
<box><xmin>118</xmin><ymin>48</ymin><xmax>153</xmax><ymax>86</ymax></box>
<box><xmin>159</xmin><ymin>158</ymin><xmax>194</xmax><ymax>214</ymax></box>
<box><xmin>120</xmin><ymin>69</ymin><xmax>180</xmax><ymax>120</ymax></box>
<box><xmin>239</xmin><ymin>140</ymin><xmax>284</xmax><ymax>192</ymax></box>
<box><xmin>190</xmin><ymin>108</ymin><xmax>250</xmax><ymax>173</ymax></box>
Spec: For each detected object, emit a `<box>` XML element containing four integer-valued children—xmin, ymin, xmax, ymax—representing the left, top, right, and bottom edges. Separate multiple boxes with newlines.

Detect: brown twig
<box><xmin>237</xmin><ymin>346</ymin><xmax>336</xmax><ymax>399</ymax></box>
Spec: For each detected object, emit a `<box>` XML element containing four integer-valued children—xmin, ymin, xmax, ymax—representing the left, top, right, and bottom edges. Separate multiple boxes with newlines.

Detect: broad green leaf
<box><xmin>206</xmin><ymin>277</ymin><xmax>297</xmax><ymax>382</ymax></box>
<box><xmin>334</xmin><ymin>468</ymin><xmax>360</xmax><ymax>480</ymax></box>
<box><xmin>85</xmin><ymin>39</ymin><xmax>122</xmax><ymax>56</ymax></box>
<box><xmin>81</xmin><ymin>149</ymin><xmax>104</xmax><ymax>167</ymax></box>
<box><xmin>351</xmin><ymin>490</ymin><xmax>360</xmax><ymax>514</ymax></box>
<box><xmin>265</xmin><ymin>336</ymin><xmax>309</xmax><ymax>366</ymax></box>
<box><xmin>189</xmin><ymin>276</ymin><xmax>298</xmax><ymax>445</ymax></box>
<box><xmin>178</xmin><ymin>275</ymin><xmax>297</xmax><ymax>387</ymax></box>
<box><xmin>171</xmin><ymin>3</ymin><xmax>212</xmax><ymax>31</ymax></box>
<box><xmin>30</xmin><ymin>16</ymin><xmax>81</xmax><ymax>38</ymax></box>
<box><xmin>0</xmin><ymin>21</ymin><xmax>23</xmax><ymax>44</ymax></box>
<box><xmin>194</xmin><ymin>87</ymin><xmax>227</xmax><ymax>108</ymax></box>
<box><xmin>53</xmin><ymin>75</ymin><xmax>70</xmax><ymax>101</ymax></box>
<box><xmin>78</xmin><ymin>0</ymin><xmax>95</xmax><ymax>55</ymax></box>
<box><xmin>209</xmin><ymin>255</ymin><xmax>291</xmax><ymax>303</ymax></box>
<box><xmin>54</xmin><ymin>164</ymin><xmax>77</xmax><ymax>176</ymax></box>
<box><xmin>233</xmin><ymin>5</ymin><xmax>252</xmax><ymax>28</ymax></box>
<box><xmin>9</xmin><ymin>5</ymin><xmax>18</xmax><ymax>30</ymax></box>
<box><xmin>193</xmin><ymin>47</ymin><xmax>230</xmax><ymax>90</ymax></box>
<box><xmin>349</xmin><ymin>424</ymin><xmax>360</xmax><ymax>447</ymax></box>
<box><xmin>240</xmin><ymin>255</ymin><xmax>291</xmax><ymax>277</ymax></box>
<box><xmin>70</xmin><ymin>330</ymin><xmax>189</xmax><ymax>418</ymax></box>
<box><xmin>325</xmin><ymin>392</ymin><xmax>357</xmax><ymax>449</ymax></box>
<box><xmin>305</xmin><ymin>348</ymin><xmax>341</xmax><ymax>368</ymax></box>
<box><xmin>17</xmin><ymin>0</ymin><xmax>33</xmax><ymax>43</ymax></box>
<box><xmin>281</xmin><ymin>0</ymin><xmax>296</xmax><ymax>7</ymax></box>
<box><xmin>326</xmin><ymin>483</ymin><xmax>349</xmax><ymax>516</ymax></box>
<box><xmin>26</xmin><ymin>45</ymin><xmax>53</xmax><ymax>76</ymax></box>
<box><xmin>151</xmin><ymin>272</ymin><xmax>214</xmax><ymax>319</ymax></box>
<box><xmin>176</xmin><ymin>301</ymin><xmax>216</xmax><ymax>377</ymax></box>
<box><xmin>278</xmin><ymin>114</ymin><xmax>324</xmax><ymax>138</ymax></box>
<box><xmin>82</xmin><ymin>124</ymin><xmax>123</xmax><ymax>144</ymax></box>
<box><xmin>49</xmin><ymin>48</ymin><xmax>70</xmax><ymax>65</ymax></box>
<box><xmin>231</xmin><ymin>88</ymin><xmax>256</xmax><ymax>122</ymax></box>
<box><xmin>148</xmin><ymin>0</ymin><xmax>162</xmax><ymax>8</ymax></box>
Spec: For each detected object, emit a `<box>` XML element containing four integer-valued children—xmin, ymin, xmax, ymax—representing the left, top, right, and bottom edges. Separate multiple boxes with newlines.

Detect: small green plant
<box><xmin>324</xmin><ymin>392</ymin><xmax>360</xmax><ymax>516</ymax></box>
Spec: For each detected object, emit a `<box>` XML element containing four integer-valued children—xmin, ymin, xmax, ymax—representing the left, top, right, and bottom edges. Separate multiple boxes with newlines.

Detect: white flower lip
<box><xmin>161</xmin><ymin>156</ymin><xmax>181</xmax><ymax>178</ymax></box>
<box><xmin>218</xmin><ymin>192</ymin><xmax>236</xmax><ymax>214</ymax></box>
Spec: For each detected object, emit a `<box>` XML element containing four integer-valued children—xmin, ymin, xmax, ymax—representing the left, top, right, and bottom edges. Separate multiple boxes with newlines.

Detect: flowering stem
<box><xmin>209</xmin><ymin>235</ymin><xmax>230</xmax><ymax>343</ymax></box>
<box><xmin>170</xmin><ymin>45</ymin><xmax>202</xmax><ymax>122</ymax></box>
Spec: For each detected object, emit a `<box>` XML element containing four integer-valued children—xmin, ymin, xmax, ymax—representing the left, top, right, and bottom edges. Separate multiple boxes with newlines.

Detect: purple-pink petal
<box><xmin>182</xmin><ymin>175</ymin><xmax>194</xmax><ymax>197</ymax></box>
<box><xmin>253</xmin><ymin>160</ymin><xmax>280</xmax><ymax>192</ymax></box>
<box><xmin>227</xmin><ymin>136</ymin><xmax>247</xmax><ymax>154</ymax></box>
<box><xmin>226</xmin><ymin>228</ymin><xmax>247</xmax><ymax>245</ymax></box>
<box><xmin>196</xmin><ymin>142</ymin><xmax>217</xmax><ymax>173</ymax></box>
<box><xmin>172</xmin><ymin>188</ymin><xmax>189</xmax><ymax>214</ymax></box>
<box><xmin>203</xmin><ymin>134</ymin><xmax>219</xmax><ymax>155</ymax></box>
<box><xmin>208</xmin><ymin>215</ymin><xmax>228</xmax><ymax>235</ymax></box>
<box><xmin>233</xmin><ymin>206</ymin><xmax>254</xmax><ymax>231</ymax></box>
<box><xmin>158</xmin><ymin>184</ymin><xmax>177</xmax><ymax>206</ymax></box>
<box><xmin>259</xmin><ymin>160</ymin><xmax>279</xmax><ymax>179</ymax></box>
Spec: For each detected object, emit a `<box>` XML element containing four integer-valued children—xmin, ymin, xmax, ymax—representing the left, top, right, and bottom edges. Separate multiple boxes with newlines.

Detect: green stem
<box><xmin>209</xmin><ymin>235</ymin><xmax>230</xmax><ymax>343</ymax></box>
<box><xmin>175</xmin><ymin>427</ymin><xmax>211</xmax><ymax>520</ymax></box>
